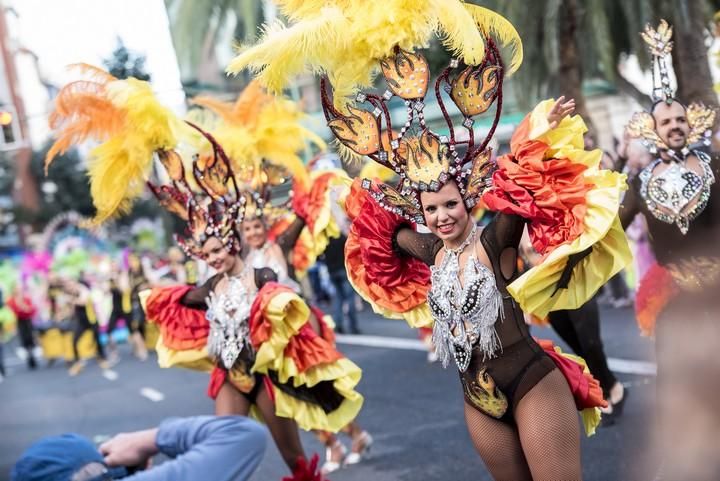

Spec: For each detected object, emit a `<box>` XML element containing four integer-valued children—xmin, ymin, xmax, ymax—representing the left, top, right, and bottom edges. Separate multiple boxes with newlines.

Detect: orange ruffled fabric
<box><xmin>537</xmin><ymin>339</ymin><xmax>607</xmax><ymax>410</ymax></box>
<box><xmin>345</xmin><ymin>179</ymin><xmax>431</xmax><ymax>322</ymax></box>
<box><xmin>483</xmin><ymin>115</ymin><xmax>593</xmax><ymax>256</ymax></box>
<box><xmin>145</xmin><ymin>286</ymin><xmax>209</xmax><ymax>350</ymax></box>
<box><xmin>250</xmin><ymin>283</ymin><xmax>342</xmax><ymax>373</ymax></box>
<box><xmin>304</xmin><ymin>172</ymin><xmax>335</xmax><ymax>235</ymax></box>
<box><xmin>537</xmin><ymin>338</ymin><xmax>606</xmax><ymax>435</ymax></box>
<box><xmin>635</xmin><ymin>262</ymin><xmax>679</xmax><ymax>337</ymax></box>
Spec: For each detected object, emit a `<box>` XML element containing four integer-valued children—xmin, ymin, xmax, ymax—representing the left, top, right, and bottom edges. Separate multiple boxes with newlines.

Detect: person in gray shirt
<box><xmin>11</xmin><ymin>416</ymin><xmax>267</xmax><ymax>481</ymax></box>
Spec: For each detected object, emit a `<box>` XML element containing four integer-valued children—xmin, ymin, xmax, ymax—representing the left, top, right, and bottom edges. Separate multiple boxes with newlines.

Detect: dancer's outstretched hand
<box><xmin>547</xmin><ymin>96</ymin><xmax>576</xmax><ymax>129</ymax></box>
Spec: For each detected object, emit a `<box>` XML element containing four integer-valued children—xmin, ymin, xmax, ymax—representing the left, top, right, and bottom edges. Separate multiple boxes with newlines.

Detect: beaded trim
<box><xmin>639</xmin><ymin>150</ymin><xmax>714</xmax><ymax>235</ymax></box>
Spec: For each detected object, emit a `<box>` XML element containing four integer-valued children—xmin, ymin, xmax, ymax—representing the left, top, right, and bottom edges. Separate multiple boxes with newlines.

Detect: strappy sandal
<box><xmin>344</xmin><ymin>431</ymin><xmax>373</xmax><ymax>465</ymax></box>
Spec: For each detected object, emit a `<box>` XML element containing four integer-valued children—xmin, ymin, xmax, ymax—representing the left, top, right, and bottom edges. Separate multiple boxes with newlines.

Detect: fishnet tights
<box><xmin>216</xmin><ymin>381</ymin><xmax>305</xmax><ymax>470</ymax></box>
<box><xmin>464</xmin><ymin>369</ymin><xmax>582</xmax><ymax>481</ymax></box>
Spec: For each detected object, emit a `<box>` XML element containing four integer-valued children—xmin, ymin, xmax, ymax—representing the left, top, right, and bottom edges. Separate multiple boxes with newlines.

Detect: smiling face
<box><xmin>200</xmin><ymin>236</ymin><xmax>237</xmax><ymax>274</ymax></box>
<box><xmin>242</xmin><ymin>217</ymin><xmax>267</xmax><ymax>250</ymax></box>
<box><xmin>652</xmin><ymin>100</ymin><xmax>690</xmax><ymax>151</ymax></box>
<box><xmin>419</xmin><ymin>181</ymin><xmax>472</xmax><ymax>245</ymax></box>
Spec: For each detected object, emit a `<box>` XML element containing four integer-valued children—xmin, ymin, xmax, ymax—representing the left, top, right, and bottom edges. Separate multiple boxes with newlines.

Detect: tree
<box><xmin>478</xmin><ymin>0</ymin><xmax>719</xmax><ymax>114</ymax></box>
<box><xmin>164</xmin><ymin>0</ymin><xmax>264</xmax><ymax>87</ymax></box>
<box><xmin>20</xmin><ymin>142</ymin><xmax>95</xmax><ymax>227</ymax></box>
<box><xmin>102</xmin><ymin>38</ymin><xmax>151</xmax><ymax>81</ymax></box>
<box><xmin>660</xmin><ymin>0</ymin><xmax>718</xmax><ymax>108</ymax></box>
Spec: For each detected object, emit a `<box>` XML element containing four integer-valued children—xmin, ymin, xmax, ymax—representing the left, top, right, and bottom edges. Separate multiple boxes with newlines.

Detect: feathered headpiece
<box><xmin>188</xmin><ymin>81</ymin><xmax>325</xmax><ymax>224</ymax></box>
<box><xmin>148</xmin><ymin>124</ymin><xmax>247</xmax><ymax>258</ymax></box>
<box><xmin>626</xmin><ymin>20</ymin><xmax>715</xmax><ymax>158</ymax></box>
<box><xmin>45</xmin><ymin>65</ymin><xmax>246</xmax><ymax>258</ymax></box>
<box><xmin>45</xmin><ymin>64</ymin><xmax>184</xmax><ymax>224</ymax></box>
<box><xmin>228</xmin><ymin>1</ymin><xmax>523</xmax><ymax>224</ymax></box>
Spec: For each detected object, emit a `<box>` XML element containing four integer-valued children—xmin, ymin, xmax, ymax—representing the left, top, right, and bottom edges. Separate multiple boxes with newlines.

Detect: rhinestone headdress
<box><xmin>149</xmin><ymin>123</ymin><xmax>246</xmax><ymax>258</ymax></box>
<box><xmin>321</xmin><ymin>42</ymin><xmax>504</xmax><ymax>224</ymax></box>
<box><xmin>227</xmin><ymin>2</ymin><xmax>523</xmax><ymax>224</ymax></box>
<box><xmin>626</xmin><ymin>20</ymin><xmax>715</xmax><ymax>157</ymax></box>
<box><xmin>188</xmin><ymin>81</ymin><xmax>323</xmax><ymax>226</ymax></box>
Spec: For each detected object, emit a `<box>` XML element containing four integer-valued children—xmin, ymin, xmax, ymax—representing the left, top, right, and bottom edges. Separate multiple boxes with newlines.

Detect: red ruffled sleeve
<box><xmin>249</xmin><ymin>283</ymin><xmax>342</xmax><ymax>372</ymax></box>
<box><xmin>344</xmin><ymin>179</ymin><xmax>432</xmax><ymax>327</ymax></box>
<box><xmin>145</xmin><ymin>286</ymin><xmax>209</xmax><ymax>350</ymax></box>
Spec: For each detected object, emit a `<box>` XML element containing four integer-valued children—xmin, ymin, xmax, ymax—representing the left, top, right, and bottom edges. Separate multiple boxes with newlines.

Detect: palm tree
<box><xmin>164</xmin><ymin>0</ymin><xmax>265</xmax><ymax>89</ymax></box>
<box><xmin>478</xmin><ymin>0</ymin><xmax>718</xmax><ymax>116</ymax></box>
<box><xmin>659</xmin><ymin>0</ymin><xmax>718</xmax><ymax>107</ymax></box>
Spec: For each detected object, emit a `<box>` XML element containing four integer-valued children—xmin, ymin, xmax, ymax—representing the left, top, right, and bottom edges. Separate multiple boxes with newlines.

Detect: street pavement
<box><xmin>0</xmin><ymin>305</ymin><xmax>657</xmax><ymax>481</ymax></box>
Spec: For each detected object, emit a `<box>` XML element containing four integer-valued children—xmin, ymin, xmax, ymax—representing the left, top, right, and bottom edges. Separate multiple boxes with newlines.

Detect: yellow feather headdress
<box><xmin>45</xmin><ymin>65</ymin><xmax>248</xmax><ymax>258</ymax></box>
<box><xmin>228</xmin><ymin>1</ymin><xmax>521</xmax><ymax>223</ymax></box>
<box><xmin>46</xmin><ymin>64</ymin><xmax>184</xmax><ymax>224</ymax></box>
<box><xmin>188</xmin><ymin>81</ymin><xmax>326</xmax><ymax>224</ymax></box>
<box><xmin>227</xmin><ymin>0</ymin><xmax>522</xmax><ymax>102</ymax></box>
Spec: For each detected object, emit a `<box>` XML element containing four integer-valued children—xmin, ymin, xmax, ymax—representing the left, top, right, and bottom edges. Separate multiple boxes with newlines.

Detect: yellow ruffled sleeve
<box><xmin>484</xmin><ymin>99</ymin><xmax>632</xmax><ymax>318</ymax></box>
<box><xmin>251</xmin><ymin>286</ymin><xmax>363</xmax><ymax>432</ymax></box>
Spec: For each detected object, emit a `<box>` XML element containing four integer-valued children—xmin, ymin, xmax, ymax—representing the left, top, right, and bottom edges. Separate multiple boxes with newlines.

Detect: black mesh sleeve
<box><xmin>393</xmin><ymin>226</ymin><xmax>443</xmax><ymax>266</ymax></box>
<box><xmin>483</xmin><ymin>213</ymin><xmax>526</xmax><ymax>257</ymax></box>
<box><xmin>619</xmin><ymin>175</ymin><xmax>641</xmax><ymax>230</ymax></box>
<box><xmin>179</xmin><ymin>275</ymin><xmax>219</xmax><ymax>309</ymax></box>
<box><xmin>276</xmin><ymin>217</ymin><xmax>306</xmax><ymax>258</ymax></box>
<box><xmin>254</xmin><ymin>267</ymin><xmax>279</xmax><ymax>289</ymax></box>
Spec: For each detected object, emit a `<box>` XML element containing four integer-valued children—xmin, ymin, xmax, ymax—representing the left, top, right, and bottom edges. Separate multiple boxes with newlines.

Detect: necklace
<box><xmin>444</xmin><ymin>223</ymin><xmax>477</xmax><ymax>256</ymax></box>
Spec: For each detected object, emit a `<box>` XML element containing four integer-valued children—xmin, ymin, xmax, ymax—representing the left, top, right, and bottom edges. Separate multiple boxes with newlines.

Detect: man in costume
<box><xmin>621</xmin><ymin>20</ymin><xmax>720</xmax><ymax>481</ymax></box>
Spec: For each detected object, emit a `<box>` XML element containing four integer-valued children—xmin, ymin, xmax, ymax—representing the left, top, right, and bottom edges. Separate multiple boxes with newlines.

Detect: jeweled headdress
<box><xmin>626</xmin><ymin>20</ymin><xmax>715</xmax><ymax>158</ymax></box>
<box><xmin>45</xmin><ymin>65</ymin><xmax>247</xmax><ymax>258</ymax></box>
<box><xmin>188</xmin><ymin>81</ymin><xmax>325</xmax><ymax>225</ymax></box>
<box><xmin>148</xmin><ymin>124</ymin><xmax>246</xmax><ymax>258</ymax></box>
<box><xmin>321</xmin><ymin>45</ymin><xmax>501</xmax><ymax>223</ymax></box>
<box><xmin>228</xmin><ymin>1</ymin><xmax>523</xmax><ymax>224</ymax></box>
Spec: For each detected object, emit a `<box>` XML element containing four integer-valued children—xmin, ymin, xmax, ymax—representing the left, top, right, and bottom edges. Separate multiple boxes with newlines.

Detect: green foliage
<box><xmin>102</xmin><ymin>37</ymin><xmax>151</xmax><ymax>81</ymax></box>
<box><xmin>23</xmin><ymin>142</ymin><xmax>94</xmax><ymax>226</ymax></box>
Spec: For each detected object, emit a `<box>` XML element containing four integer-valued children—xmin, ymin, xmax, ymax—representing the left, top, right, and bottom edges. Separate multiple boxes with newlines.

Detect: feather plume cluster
<box><xmin>46</xmin><ymin>64</ymin><xmax>184</xmax><ymax>224</ymax></box>
<box><xmin>190</xmin><ymin>80</ymin><xmax>325</xmax><ymax>190</ymax></box>
<box><xmin>227</xmin><ymin>0</ymin><xmax>522</xmax><ymax>102</ymax></box>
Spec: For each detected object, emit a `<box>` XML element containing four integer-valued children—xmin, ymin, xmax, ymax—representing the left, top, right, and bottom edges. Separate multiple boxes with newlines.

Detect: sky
<box><xmin>6</xmin><ymin>0</ymin><xmax>185</xmax><ymax>147</ymax></box>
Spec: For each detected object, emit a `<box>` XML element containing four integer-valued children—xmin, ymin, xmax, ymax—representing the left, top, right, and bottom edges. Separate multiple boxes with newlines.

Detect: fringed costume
<box><xmin>45</xmin><ymin>68</ymin><xmax>364</xmax><ymax>480</ymax></box>
<box><xmin>229</xmin><ymin>2</ymin><xmax>631</xmax><ymax>479</ymax></box>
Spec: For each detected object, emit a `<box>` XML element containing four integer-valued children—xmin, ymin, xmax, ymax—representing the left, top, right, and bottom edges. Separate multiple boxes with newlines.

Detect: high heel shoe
<box><xmin>601</xmin><ymin>387</ymin><xmax>629</xmax><ymax>427</ymax></box>
<box><xmin>321</xmin><ymin>441</ymin><xmax>347</xmax><ymax>474</ymax></box>
<box><xmin>344</xmin><ymin>431</ymin><xmax>373</xmax><ymax>465</ymax></box>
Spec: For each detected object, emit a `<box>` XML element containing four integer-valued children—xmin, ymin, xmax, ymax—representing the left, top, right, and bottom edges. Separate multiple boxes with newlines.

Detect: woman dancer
<box><xmin>239</xmin><ymin>181</ymin><xmax>373</xmax><ymax>473</ymax></box>
<box><xmin>44</xmin><ymin>67</ymin><xmax>364</xmax><ymax>480</ymax></box>
<box><xmin>229</xmin><ymin>3</ymin><xmax>630</xmax><ymax>479</ymax></box>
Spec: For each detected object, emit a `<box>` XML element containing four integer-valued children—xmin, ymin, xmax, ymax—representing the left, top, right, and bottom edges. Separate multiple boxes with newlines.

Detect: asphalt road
<box><xmin>0</xmin><ymin>305</ymin><xmax>658</xmax><ymax>481</ymax></box>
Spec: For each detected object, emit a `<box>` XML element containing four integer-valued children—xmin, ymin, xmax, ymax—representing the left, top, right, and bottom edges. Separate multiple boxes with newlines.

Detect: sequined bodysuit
<box><xmin>205</xmin><ymin>275</ymin><xmax>255</xmax><ymax>370</ymax></box>
<box><xmin>398</xmin><ymin>214</ymin><xmax>556</xmax><ymax>421</ymax></box>
<box><xmin>621</xmin><ymin>152</ymin><xmax>720</xmax><ymax>308</ymax></box>
<box><xmin>181</xmin><ymin>268</ymin><xmax>279</xmax><ymax>399</ymax></box>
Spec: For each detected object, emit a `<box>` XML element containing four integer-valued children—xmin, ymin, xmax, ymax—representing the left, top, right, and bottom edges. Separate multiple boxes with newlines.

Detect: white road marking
<box><xmin>336</xmin><ymin>334</ymin><xmax>658</xmax><ymax>376</ymax></box>
<box><xmin>608</xmin><ymin>358</ymin><xmax>656</xmax><ymax>376</ymax></box>
<box><xmin>102</xmin><ymin>370</ymin><xmax>119</xmax><ymax>381</ymax></box>
<box><xmin>140</xmin><ymin>387</ymin><xmax>165</xmax><ymax>402</ymax></box>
